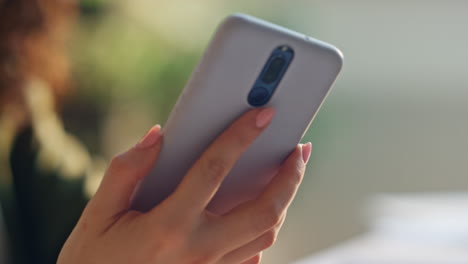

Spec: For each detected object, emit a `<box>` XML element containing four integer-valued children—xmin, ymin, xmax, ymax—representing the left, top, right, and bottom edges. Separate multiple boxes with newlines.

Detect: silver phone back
<box><xmin>131</xmin><ymin>14</ymin><xmax>343</xmax><ymax>214</ymax></box>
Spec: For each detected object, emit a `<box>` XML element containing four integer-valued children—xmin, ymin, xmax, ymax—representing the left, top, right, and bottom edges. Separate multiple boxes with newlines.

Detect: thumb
<box><xmin>90</xmin><ymin>125</ymin><xmax>162</xmax><ymax>220</ymax></box>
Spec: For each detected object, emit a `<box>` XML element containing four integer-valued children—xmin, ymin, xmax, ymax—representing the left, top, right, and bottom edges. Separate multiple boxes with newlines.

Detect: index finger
<box><xmin>165</xmin><ymin>107</ymin><xmax>275</xmax><ymax>216</ymax></box>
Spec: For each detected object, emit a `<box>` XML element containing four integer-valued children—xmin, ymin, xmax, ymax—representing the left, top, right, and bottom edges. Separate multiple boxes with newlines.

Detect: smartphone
<box><xmin>131</xmin><ymin>14</ymin><xmax>343</xmax><ymax>214</ymax></box>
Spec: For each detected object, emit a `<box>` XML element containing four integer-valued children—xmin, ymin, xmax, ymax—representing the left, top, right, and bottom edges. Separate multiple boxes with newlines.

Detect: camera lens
<box><xmin>247</xmin><ymin>46</ymin><xmax>294</xmax><ymax>107</ymax></box>
<box><xmin>261</xmin><ymin>56</ymin><xmax>286</xmax><ymax>84</ymax></box>
<box><xmin>248</xmin><ymin>86</ymin><xmax>270</xmax><ymax>106</ymax></box>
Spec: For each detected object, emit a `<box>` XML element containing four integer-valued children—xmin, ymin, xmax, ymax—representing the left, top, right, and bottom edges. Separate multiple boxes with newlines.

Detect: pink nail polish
<box><xmin>135</xmin><ymin>125</ymin><xmax>161</xmax><ymax>149</ymax></box>
<box><xmin>302</xmin><ymin>142</ymin><xmax>312</xmax><ymax>163</ymax></box>
<box><xmin>256</xmin><ymin>108</ymin><xmax>275</xmax><ymax>128</ymax></box>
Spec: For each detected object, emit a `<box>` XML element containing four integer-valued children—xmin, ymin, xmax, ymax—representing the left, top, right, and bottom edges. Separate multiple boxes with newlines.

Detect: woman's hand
<box><xmin>57</xmin><ymin>108</ymin><xmax>311</xmax><ymax>264</ymax></box>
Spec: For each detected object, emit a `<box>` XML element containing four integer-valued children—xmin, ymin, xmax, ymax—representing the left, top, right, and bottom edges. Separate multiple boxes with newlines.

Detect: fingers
<box><xmin>241</xmin><ymin>252</ymin><xmax>262</xmax><ymax>264</ymax></box>
<box><xmin>167</xmin><ymin>108</ymin><xmax>275</xmax><ymax>215</ymax></box>
<box><xmin>209</xmin><ymin>144</ymin><xmax>309</xmax><ymax>251</ymax></box>
<box><xmin>89</xmin><ymin>125</ymin><xmax>162</xmax><ymax>221</ymax></box>
<box><xmin>221</xmin><ymin>215</ymin><xmax>285</xmax><ymax>264</ymax></box>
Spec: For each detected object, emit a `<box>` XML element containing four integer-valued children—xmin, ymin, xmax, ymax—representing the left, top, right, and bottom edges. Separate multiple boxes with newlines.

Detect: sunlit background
<box><xmin>4</xmin><ymin>0</ymin><xmax>468</xmax><ymax>263</ymax></box>
<box><xmin>69</xmin><ymin>0</ymin><xmax>468</xmax><ymax>263</ymax></box>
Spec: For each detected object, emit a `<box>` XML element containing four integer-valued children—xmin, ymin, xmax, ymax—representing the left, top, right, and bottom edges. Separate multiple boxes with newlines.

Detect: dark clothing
<box><xmin>1</xmin><ymin>126</ymin><xmax>88</xmax><ymax>264</ymax></box>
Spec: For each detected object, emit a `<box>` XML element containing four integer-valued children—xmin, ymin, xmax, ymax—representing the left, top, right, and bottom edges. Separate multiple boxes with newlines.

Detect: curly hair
<box><xmin>0</xmin><ymin>0</ymin><xmax>76</xmax><ymax>109</ymax></box>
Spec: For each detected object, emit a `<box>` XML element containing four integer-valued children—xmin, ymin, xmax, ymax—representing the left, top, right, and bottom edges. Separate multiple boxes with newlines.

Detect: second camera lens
<box><xmin>261</xmin><ymin>56</ymin><xmax>286</xmax><ymax>84</ymax></box>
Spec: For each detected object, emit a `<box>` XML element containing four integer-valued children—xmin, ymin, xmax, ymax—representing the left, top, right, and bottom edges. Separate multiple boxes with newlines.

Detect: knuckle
<box><xmin>254</xmin><ymin>203</ymin><xmax>282</xmax><ymax>232</ymax></box>
<box><xmin>287</xmin><ymin>162</ymin><xmax>304</xmax><ymax>185</ymax></box>
<box><xmin>203</xmin><ymin>156</ymin><xmax>229</xmax><ymax>183</ymax></box>
<box><xmin>150</xmin><ymin>230</ymin><xmax>187</xmax><ymax>259</ymax></box>
<box><xmin>234</xmin><ymin>129</ymin><xmax>255</xmax><ymax>146</ymax></box>
<box><xmin>292</xmin><ymin>166</ymin><xmax>304</xmax><ymax>184</ymax></box>
<box><xmin>262</xmin><ymin>230</ymin><xmax>277</xmax><ymax>249</ymax></box>
<box><xmin>273</xmin><ymin>216</ymin><xmax>284</xmax><ymax>231</ymax></box>
<box><xmin>108</xmin><ymin>154</ymin><xmax>131</xmax><ymax>173</ymax></box>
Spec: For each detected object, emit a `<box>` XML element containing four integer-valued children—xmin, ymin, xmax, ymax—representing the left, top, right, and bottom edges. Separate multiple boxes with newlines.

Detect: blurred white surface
<box><xmin>294</xmin><ymin>193</ymin><xmax>468</xmax><ymax>264</ymax></box>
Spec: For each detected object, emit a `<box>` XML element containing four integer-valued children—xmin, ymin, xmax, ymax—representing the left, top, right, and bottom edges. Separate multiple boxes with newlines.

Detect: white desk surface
<box><xmin>294</xmin><ymin>193</ymin><xmax>468</xmax><ymax>264</ymax></box>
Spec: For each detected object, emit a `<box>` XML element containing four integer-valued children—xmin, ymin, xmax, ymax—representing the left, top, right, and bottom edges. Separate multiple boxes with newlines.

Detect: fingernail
<box><xmin>135</xmin><ymin>125</ymin><xmax>161</xmax><ymax>149</ymax></box>
<box><xmin>302</xmin><ymin>142</ymin><xmax>312</xmax><ymax>164</ymax></box>
<box><xmin>256</xmin><ymin>108</ymin><xmax>275</xmax><ymax>128</ymax></box>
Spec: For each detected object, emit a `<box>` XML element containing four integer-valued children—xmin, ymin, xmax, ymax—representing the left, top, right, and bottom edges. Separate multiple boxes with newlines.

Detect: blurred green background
<box><xmin>66</xmin><ymin>0</ymin><xmax>468</xmax><ymax>263</ymax></box>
